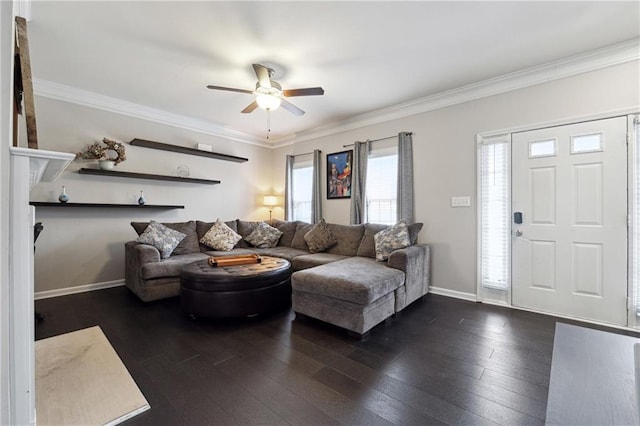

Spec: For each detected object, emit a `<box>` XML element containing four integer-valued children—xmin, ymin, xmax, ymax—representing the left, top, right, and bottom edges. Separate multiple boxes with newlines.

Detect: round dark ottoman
<box><xmin>180</xmin><ymin>256</ymin><xmax>291</xmax><ymax>319</ymax></box>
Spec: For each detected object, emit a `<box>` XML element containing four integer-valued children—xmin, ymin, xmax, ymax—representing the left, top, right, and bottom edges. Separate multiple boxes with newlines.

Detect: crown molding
<box><xmin>273</xmin><ymin>38</ymin><xmax>640</xmax><ymax>146</ymax></box>
<box><xmin>33</xmin><ymin>39</ymin><xmax>639</xmax><ymax>150</ymax></box>
<box><xmin>32</xmin><ymin>79</ymin><xmax>270</xmax><ymax>147</ymax></box>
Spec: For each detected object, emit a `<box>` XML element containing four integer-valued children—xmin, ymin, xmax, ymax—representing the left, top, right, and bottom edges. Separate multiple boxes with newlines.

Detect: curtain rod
<box><xmin>289</xmin><ymin>150</ymin><xmax>319</xmax><ymax>157</ymax></box>
<box><xmin>342</xmin><ymin>132</ymin><xmax>412</xmax><ymax>148</ymax></box>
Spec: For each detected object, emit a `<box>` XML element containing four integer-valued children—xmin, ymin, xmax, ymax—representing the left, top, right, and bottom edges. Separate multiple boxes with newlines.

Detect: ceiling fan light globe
<box><xmin>256</xmin><ymin>93</ymin><xmax>281</xmax><ymax>111</ymax></box>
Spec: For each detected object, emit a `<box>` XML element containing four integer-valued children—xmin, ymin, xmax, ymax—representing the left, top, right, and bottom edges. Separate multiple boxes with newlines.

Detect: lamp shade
<box><xmin>263</xmin><ymin>195</ymin><xmax>278</xmax><ymax>207</ymax></box>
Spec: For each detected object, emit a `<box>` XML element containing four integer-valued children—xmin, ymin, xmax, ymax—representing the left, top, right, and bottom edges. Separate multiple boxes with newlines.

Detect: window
<box><xmin>571</xmin><ymin>133</ymin><xmax>603</xmax><ymax>154</ymax></box>
<box><xmin>632</xmin><ymin>116</ymin><xmax>640</xmax><ymax>319</ymax></box>
<box><xmin>366</xmin><ymin>141</ymin><xmax>398</xmax><ymax>225</ymax></box>
<box><xmin>291</xmin><ymin>157</ymin><xmax>313</xmax><ymax>223</ymax></box>
<box><xmin>479</xmin><ymin>136</ymin><xmax>510</xmax><ymax>290</ymax></box>
<box><xmin>529</xmin><ymin>139</ymin><xmax>556</xmax><ymax>158</ymax></box>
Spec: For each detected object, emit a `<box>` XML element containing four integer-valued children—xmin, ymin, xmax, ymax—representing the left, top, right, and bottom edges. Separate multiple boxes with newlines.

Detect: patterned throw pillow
<box><xmin>199</xmin><ymin>219</ymin><xmax>242</xmax><ymax>251</ymax></box>
<box><xmin>245</xmin><ymin>222</ymin><xmax>283</xmax><ymax>248</ymax></box>
<box><xmin>137</xmin><ymin>220</ymin><xmax>187</xmax><ymax>259</ymax></box>
<box><xmin>304</xmin><ymin>219</ymin><xmax>337</xmax><ymax>253</ymax></box>
<box><xmin>373</xmin><ymin>220</ymin><xmax>411</xmax><ymax>261</ymax></box>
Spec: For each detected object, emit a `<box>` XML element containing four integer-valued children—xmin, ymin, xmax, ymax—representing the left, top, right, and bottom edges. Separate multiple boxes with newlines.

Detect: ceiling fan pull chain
<box><xmin>266</xmin><ymin>110</ymin><xmax>271</xmax><ymax>139</ymax></box>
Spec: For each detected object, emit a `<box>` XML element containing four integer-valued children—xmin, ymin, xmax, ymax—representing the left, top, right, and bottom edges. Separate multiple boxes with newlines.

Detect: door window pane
<box><xmin>529</xmin><ymin>139</ymin><xmax>556</xmax><ymax>158</ymax></box>
<box><xmin>571</xmin><ymin>133</ymin><xmax>603</xmax><ymax>154</ymax></box>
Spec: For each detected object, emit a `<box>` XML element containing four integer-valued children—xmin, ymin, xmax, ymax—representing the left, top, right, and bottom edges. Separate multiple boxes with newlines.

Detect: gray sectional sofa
<box><xmin>125</xmin><ymin>219</ymin><xmax>430</xmax><ymax>337</ymax></box>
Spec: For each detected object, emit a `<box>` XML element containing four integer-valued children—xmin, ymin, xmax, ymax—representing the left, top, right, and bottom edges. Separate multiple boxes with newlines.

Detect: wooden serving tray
<box><xmin>208</xmin><ymin>254</ymin><xmax>262</xmax><ymax>267</ymax></box>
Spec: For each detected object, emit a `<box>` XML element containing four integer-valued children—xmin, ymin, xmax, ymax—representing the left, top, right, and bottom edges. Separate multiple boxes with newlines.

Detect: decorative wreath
<box><xmin>76</xmin><ymin>138</ymin><xmax>127</xmax><ymax>165</ymax></box>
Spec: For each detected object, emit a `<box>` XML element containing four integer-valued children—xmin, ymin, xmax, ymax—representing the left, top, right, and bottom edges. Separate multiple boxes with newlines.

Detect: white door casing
<box><xmin>512</xmin><ymin>116</ymin><xmax>628</xmax><ymax>326</ymax></box>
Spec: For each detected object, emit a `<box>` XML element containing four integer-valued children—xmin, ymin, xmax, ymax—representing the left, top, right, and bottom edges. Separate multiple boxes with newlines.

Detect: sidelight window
<box><xmin>479</xmin><ymin>136</ymin><xmax>510</xmax><ymax>290</ymax></box>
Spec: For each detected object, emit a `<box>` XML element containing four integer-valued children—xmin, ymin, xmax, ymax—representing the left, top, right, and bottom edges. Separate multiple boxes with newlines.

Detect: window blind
<box><xmin>479</xmin><ymin>138</ymin><xmax>510</xmax><ymax>290</ymax></box>
<box><xmin>633</xmin><ymin>115</ymin><xmax>640</xmax><ymax>316</ymax></box>
<box><xmin>291</xmin><ymin>156</ymin><xmax>313</xmax><ymax>223</ymax></box>
<box><xmin>366</xmin><ymin>142</ymin><xmax>398</xmax><ymax>225</ymax></box>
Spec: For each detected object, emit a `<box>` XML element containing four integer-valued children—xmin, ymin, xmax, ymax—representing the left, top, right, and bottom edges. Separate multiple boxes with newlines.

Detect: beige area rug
<box><xmin>35</xmin><ymin>326</ymin><xmax>150</xmax><ymax>425</ymax></box>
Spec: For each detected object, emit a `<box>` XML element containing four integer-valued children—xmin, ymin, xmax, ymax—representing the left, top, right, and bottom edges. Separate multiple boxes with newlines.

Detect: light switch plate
<box><xmin>451</xmin><ymin>196</ymin><xmax>471</xmax><ymax>207</ymax></box>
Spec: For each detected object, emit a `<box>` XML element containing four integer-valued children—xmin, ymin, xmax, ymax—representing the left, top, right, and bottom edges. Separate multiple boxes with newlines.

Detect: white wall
<box><xmin>27</xmin><ymin>97</ymin><xmax>275</xmax><ymax>293</ymax></box>
<box><xmin>273</xmin><ymin>61</ymin><xmax>640</xmax><ymax>297</ymax></box>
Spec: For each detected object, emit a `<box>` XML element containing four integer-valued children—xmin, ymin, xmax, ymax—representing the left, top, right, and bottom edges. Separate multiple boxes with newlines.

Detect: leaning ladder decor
<box><xmin>14</xmin><ymin>16</ymin><xmax>38</xmax><ymax>149</ymax></box>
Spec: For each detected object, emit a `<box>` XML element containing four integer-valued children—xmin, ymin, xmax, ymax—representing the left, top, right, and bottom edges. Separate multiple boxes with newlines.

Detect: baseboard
<box><xmin>428</xmin><ymin>286</ymin><xmax>477</xmax><ymax>302</ymax></box>
<box><xmin>502</xmin><ymin>303</ymin><xmax>640</xmax><ymax>334</ymax></box>
<box><xmin>429</xmin><ymin>287</ymin><xmax>640</xmax><ymax>332</ymax></box>
<box><xmin>35</xmin><ymin>279</ymin><xmax>125</xmax><ymax>300</ymax></box>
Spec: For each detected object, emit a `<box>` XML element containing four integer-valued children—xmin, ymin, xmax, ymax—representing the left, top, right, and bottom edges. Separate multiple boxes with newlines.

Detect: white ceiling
<box><xmin>27</xmin><ymin>1</ymin><xmax>640</xmax><ymax>145</ymax></box>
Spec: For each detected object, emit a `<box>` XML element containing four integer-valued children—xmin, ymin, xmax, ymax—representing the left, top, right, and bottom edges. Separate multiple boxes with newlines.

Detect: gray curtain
<box><xmin>397</xmin><ymin>132</ymin><xmax>414</xmax><ymax>223</ymax></box>
<box><xmin>284</xmin><ymin>154</ymin><xmax>294</xmax><ymax>221</ymax></box>
<box><xmin>350</xmin><ymin>141</ymin><xmax>370</xmax><ymax>224</ymax></box>
<box><xmin>311</xmin><ymin>149</ymin><xmax>322</xmax><ymax>223</ymax></box>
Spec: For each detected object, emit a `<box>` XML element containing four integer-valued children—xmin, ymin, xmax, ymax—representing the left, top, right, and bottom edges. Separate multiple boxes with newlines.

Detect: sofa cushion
<box><xmin>137</xmin><ymin>221</ymin><xmax>187</xmax><ymax>259</ymax></box>
<box><xmin>140</xmin><ymin>252</ymin><xmax>209</xmax><ymax>280</ymax></box>
<box><xmin>357</xmin><ymin>222</ymin><xmax>423</xmax><ymax>258</ymax></box>
<box><xmin>374</xmin><ymin>220</ymin><xmax>411</xmax><ymax>261</ymax></box>
<box><xmin>291</xmin><ymin>253</ymin><xmax>351</xmax><ymax>271</ymax></box>
<box><xmin>408</xmin><ymin>222</ymin><xmax>423</xmax><ymax>245</ymax></box>
<box><xmin>291</xmin><ymin>257</ymin><xmax>404</xmax><ymax>305</ymax></box>
<box><xmin>200</xmin><ymin>219</ymin><xmax>242</xmax><ymax>251</ymax></box>
<box><xmin>245</xmin><ymin>222</ymin><xmax>283</xmax><ymax>248</ymax></box>
<box><xmin>131</xmin><ymin>220</ymin><xmax>199</xmax><ymax>255</ymax></box>
<box><xmin>271</xmin><ymin>219</ymin><xmax>299</xmax><ymax>247</ymax></box>
<box><xmin>304</xmin><ymin>219</ymin><xmax>337</xmax><ymax>253</ymax></box>
<box><xmin>202</xmin><ymin>248</ymin><xmax>256</xmax><ymax>257</ymax></box>
<box><xmin>291</xmin><ymin>222</ymin><xmax>314</xmax><ymax>250</ymax></box>
<box><xmin>197</xmin><ymin>220</ymin><xmax>237</xmax><ymax>251</ymax></box>
<box><xmin>252</xmin><ymin>246</ymin><xmax>310</xmax><ymax>261</ymax></box>
<box><xmin>325</xmin><ymin>223</ymin><xmax>364</xmax><ymax>256</ymax></box>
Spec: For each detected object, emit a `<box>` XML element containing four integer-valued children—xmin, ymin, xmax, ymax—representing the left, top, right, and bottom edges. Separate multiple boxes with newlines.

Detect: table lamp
<box><xmin>263</xmin><ymin>195</ymin><xmax>278</xmax><ymax>222</ymax></box>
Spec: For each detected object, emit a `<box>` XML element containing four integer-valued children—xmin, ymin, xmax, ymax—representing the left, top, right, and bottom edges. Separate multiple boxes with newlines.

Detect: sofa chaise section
<box><xmin>291</xmin><ymin>242</ymin><xmax>429</xmax><ymax>337</ymax></box>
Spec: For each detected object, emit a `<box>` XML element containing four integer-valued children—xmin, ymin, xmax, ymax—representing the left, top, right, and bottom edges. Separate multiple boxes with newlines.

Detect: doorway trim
<box><xmin>476</xmin><ymin>108</ymin><xmax>640</xmax><ymax>329</ymax></box>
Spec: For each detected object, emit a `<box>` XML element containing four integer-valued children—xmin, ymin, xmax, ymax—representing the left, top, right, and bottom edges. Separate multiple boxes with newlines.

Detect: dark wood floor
<box><xmin>34</xmin><ymin>287</ymin><xmax>635</xmax><ymax>425</ymax></box>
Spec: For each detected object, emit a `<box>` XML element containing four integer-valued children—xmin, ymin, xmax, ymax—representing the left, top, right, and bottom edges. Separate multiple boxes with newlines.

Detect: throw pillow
<box><xmin>245</xmin><ymin>222</ymin><xmax>283</xmax><ymax>248</ymax></box>
<box><xmin>304</xmin><ymin>219</ymin><xmax>337</xmax><ymax>253</ymax></box>
<box><xmin>136</xmin><ymin>220</ymin><xmax>187</xmax><ymax>259</ymax></box>
<box><xmin>131</xmin><ymin>221</ymin><xmax>199</xmax><ymax>255</ymax></box>
<box><xmin>200</xmin><ymin>219</ymin><xmax>242</xmax><ymax>251</ymax></box>
<box><xmin>236</xmin><ymin>219</ymin><xmax>260</xmax><ymax>248</ymax></box>
<box><xmin>373</xmin><ymin>220</ymin><xmax>411</xmax><ymax>262</ymax></box>
<box><xmin>196</xmin><ymin>220</ymin><xmax>238</xmax><ymax>251</ymax></box>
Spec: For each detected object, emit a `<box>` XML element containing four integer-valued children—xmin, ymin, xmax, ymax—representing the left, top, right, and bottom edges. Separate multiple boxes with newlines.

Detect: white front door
<box><xmin>511</xmin><ymin>117</ymin><xmax>628</xmax><ymax>326</ymax></box>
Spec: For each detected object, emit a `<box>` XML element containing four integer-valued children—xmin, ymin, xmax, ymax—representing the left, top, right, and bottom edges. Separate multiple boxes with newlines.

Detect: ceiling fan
<box><xmin>206</xmin><ymin>64</ymin><xmax>324</xmax><ymax>116</ymax></box>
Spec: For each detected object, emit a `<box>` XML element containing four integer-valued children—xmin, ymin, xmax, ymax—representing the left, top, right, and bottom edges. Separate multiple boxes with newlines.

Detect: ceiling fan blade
<box><xmin>241</xmin><ymin>101</ymin><xmax>259</xmax><ymax>114</ymax></box>
<box><xmin>283</xmin><ymin>87</ymin><xmax>325</xmax><ymax>97</ymax></box>
<box><xmin>206</xmin><ymin>85</ymin><xmax>254</xmax><ymax>94</ymax></box>
<box><xmin>252</xmin><ymin>64</ymin><xmax>272</xmax><ymax>88</ymax></box>
<box><xmin>280</xmin><ymin>99</ymin><xmax>305</xmax><ymax>116</ymax></box>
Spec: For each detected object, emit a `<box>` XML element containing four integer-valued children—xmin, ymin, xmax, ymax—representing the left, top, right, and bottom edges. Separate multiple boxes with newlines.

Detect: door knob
<box><xmin>515</xmin><ymin>230</ymin><xmax>523</xmax><ymax>237</ymax></box>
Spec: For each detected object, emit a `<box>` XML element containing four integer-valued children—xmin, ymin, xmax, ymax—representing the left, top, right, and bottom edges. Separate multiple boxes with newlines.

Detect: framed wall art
<box><xmin>327</xmin><ymin>150</ymin><xmax>352</xmax><ymax>199</ymax></box>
